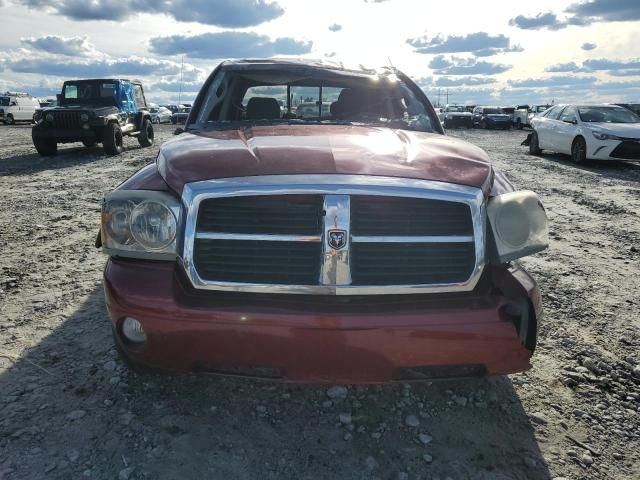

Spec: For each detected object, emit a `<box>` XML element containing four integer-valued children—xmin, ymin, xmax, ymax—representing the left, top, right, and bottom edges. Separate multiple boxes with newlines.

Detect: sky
<box><xmin>1</xmin><ymin>0</ymin><xmax>640</xmax><ymax>106</ymax></box>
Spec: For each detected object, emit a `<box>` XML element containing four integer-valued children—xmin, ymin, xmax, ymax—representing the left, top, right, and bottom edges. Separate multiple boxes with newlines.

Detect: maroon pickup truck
<box><xmin>99</xmin><ymin>59</ymin><xmax>548</xmax><ymax>383</ymax></box>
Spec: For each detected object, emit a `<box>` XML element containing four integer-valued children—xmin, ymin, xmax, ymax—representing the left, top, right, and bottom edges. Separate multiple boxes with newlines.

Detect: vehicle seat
<box><xmin>330</xmin><ymin>88</ymin><xmax>403</xmax><ymax>119</ymax></box>
<box><xmin>246</xmin><ymin>97</ymin><xmax>281</xmax><ymax>120</ymax></box>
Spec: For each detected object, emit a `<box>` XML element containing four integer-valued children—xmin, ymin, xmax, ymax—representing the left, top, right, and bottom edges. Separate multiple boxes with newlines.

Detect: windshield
<box><xmin>150</xmin><ymin>108</ymin><xmax>159</xmax><ymax>113</ymax></box>
<box><xmin>578</xmin><ymin>106</ymin><xmax>640</xmax><ymax>123</ymax></box>
<box><xmin>62</xmin><ymin>81</ymin><xmax>117</xmax><ymax>104</ymax></box>
<box><xmin>445</xmin><ymin>106</ymin><xmax>466</xmax><ymax>112</ymax></box>
<box><xmin>484</xmin><ymin>108</ymin><xmax>502</xmax><ymax>114</ymax></box>
<box><xmin>193</xmin><ymin>66</ymin><xmax>435</xmax><ymax>133</ymax></box>
<box><xmin>0</xmin><ymin>97</ymin><xmax>9</xmax><ymax>107</ymax></box>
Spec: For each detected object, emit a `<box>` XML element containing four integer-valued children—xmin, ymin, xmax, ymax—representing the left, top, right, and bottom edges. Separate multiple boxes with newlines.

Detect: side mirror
<box><xmin>563</xmin><ymin>118</ymin><xmax>577</xmax><ymax>125</ymax></box>
<box><xmin>174</xmin><ymin>127</ymin><xmax>184</xmax><ymax>135</ymax></box>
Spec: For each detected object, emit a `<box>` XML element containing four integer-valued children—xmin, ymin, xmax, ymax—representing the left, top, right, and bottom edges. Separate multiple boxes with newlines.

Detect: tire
<box><xmin>571</xmin><ymin>137</ymin><xmax>587</xmax><ymax>164</ymax></box>
<box><xmin>102</xmin><ymin>122</ymin><xmax>124</xmax><ymax>155</ymax></box>
<box><xmin>5</xmin><ymin>114</ymin><xmax>15</xmax><ymax>125</ymax></box>
<box><xmin>443</xmin><ymin>120</ymin><xmax>448</xmax><ymax>129</ymax></box>
<box><xmin>171</xmin><ymin>117</ymin><xmax>177</xmax><ymax>125</ymax></box>
<box><xmin>153</xmin><ymin>117</ymin><xmax>160</xmax><ymax>124</ymax></box>
<box><xmin>82</xmin><ymin>139</ymin><xmax>97</xmax><ymax>148</ymax></box>
<box><xmin>480</xmin><ymin>119</ymin><xmax>487</xmax><ymax>129</ymax></box>
<box><xmin>516</xmin><ymin>118</ymin><xmax>523</xmax><ymax>130</ymax></box>
<box><xmin>529</xmin><ymin>131</ymin><xmax>541</xmax><ymax>155</ymax></box>
<box><xmin>32</xmin><ymin>134</ymin><xmax>57</xmax><ymax>157</ymax></box>
<box><xmin>137</xmin><ymin>119</ymin><xmax>154</xmax><ymax>148</ymax></box>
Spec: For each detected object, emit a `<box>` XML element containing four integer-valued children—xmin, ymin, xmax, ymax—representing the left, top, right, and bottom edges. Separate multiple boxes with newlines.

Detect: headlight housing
<box><xmin>591</xmin><ymin>130</ymin><xmax>621</xmax><ymax>141</ymax></box>
<box><xmin>101</xmin><ymin>190</ymin><xmax>182</xmax><ymax>260</ymax></box>
<box><xmin>80</xmin><ymin>113</ymin><xmax>89</xmax><ymax>122</ymax></box>
<box><xmin>487</xmin><ymin>191</ymin><xmax>548</xmax><ymax>263</ymax></box>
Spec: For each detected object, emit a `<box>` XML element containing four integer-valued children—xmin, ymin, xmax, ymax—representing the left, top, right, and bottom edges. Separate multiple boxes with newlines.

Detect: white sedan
<box><xmin>529</xmin><ymin>104</ymin><xmax>640</xmax><ymax>163</ymax></box>
<box><xmin>149</xmin><ymin>106</ymin><xmax>173</xmax><ymax>124</ymax></box>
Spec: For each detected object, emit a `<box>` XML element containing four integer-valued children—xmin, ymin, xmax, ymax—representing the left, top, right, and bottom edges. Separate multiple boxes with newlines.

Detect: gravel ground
<box><xmin>0</xmin><ymin>124</ymin><xmax>639</xmax><ymax>480</ymax></box>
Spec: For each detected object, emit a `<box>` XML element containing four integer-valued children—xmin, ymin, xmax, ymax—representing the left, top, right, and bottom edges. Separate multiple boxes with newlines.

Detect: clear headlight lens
<box><xmin>487</xmin><ymin>191</ymin><xmax>548</xmax><ymax>263</ymax></box>
<box><xmin>80</xmin><ymin>113</ymin><xmax>89</xmax><ymax>122</ymax></box>
<box><xmin>101</xmin><ymin>191</ymin><xmax>181</xmax><ymax>259</ymax></box>
<box><xmin>130</xmin><ymin>201</ymin><xmax>177</xmax><ymax>250</ymax></box>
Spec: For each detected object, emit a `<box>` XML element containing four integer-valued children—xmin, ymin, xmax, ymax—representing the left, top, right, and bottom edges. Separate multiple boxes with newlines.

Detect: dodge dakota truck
<box><xmin>99</xmin><ymin>59</ymin><xmax>548</xmax><ymax>383</ymax></box>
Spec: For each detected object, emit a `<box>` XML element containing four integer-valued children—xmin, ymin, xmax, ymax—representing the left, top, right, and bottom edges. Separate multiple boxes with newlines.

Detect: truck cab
<box><xmin>32</xmin><ymin>79</ymin><xmax>154</xmax><ymax>156</ymax></box>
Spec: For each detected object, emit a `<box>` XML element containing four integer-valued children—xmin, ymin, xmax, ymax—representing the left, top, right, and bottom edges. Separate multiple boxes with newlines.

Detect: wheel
<box><xmin>171</xmin><ymin>117</ymin><xmax>177</xmax><ymax>125</ymax></box>
<box><xmin>153</xmin><ymin>117</ymin><xmax>160</xmax><ymax>124</ymax></box>
<box><xmin>32</xmin><ymin>133</ymin><xmax>57</xmax><ymax>156</ymax></box>
<box><xmin>571</xmin><ymin>137</ymin><xmax>587</xmax><ymax>164</ymax></box>
<box><xmin>102</xmin><ymin>122</ymin><xmax>124</xmax><ymax>155</ymax></box>
<box><xmin>516</xmin><ymin>118</ymin><xmax>523</xmax><ymax>130</ymax></box>
<box><xmin>5</xmin><ymin>114</ymin><xmax>15</xmax><ymax>125</ymax></box>
<box><xmin>443</xmin><ymin>120</ymin><xmax>448</xmax><ymax>129</ymax></box>
<box><xmin>137</xmin><ymin>119</ymin><xmax>154</xmax><ymax>148</ymax></box>
<box><xmin>82</xmin><ymin>139</ymin><xmax>97</xmax><ymax>148</ymax></box>
<box><xmin>529</xmin><ymin>131</ymin><xmax>542</xmax><ymax>155</ymax></box>
<box><xmin>480</xmin><ymin>119</ymin><xmax>487</xmax><ymax>129</ymax></box>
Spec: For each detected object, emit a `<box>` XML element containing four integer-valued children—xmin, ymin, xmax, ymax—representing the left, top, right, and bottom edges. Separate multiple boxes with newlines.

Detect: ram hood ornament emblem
<box><xmin>328</xmin><ymin>229</ymin><xmax>347</xmax><ymax>250</ymax></box>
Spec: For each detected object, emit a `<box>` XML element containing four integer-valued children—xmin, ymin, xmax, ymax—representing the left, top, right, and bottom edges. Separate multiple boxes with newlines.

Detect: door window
<box><xmin>133</xmin><ymin>85</ymin><xmax>147</xmax><ymax>108</ymax></box>
<box><xmin>543</xmin><ymin>106</ymin><xmax>563</xmax><ymax>120</ymax></box>
<box><xmin>559</xmin><ymin>106</ymin><xmax>577</xmax><ymax>123</ymax></box>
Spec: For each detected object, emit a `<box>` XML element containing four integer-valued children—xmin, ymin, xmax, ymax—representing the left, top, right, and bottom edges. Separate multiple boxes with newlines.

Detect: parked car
<box><xmin>528</xmin><ymin>103</ymin><xmax>640</xmax><ymax>163</ymax></box>
<box><xmin>615</xmin><ymin>102</ymin><xmax>640</xmax><ymax>116</ymax></box>
<box><xmin>32</xmin><ymin>78</ymin><xmax>154</xmax><ymax>156</ymax></box>
<box><xmin>502</xmin><ymin>105</ymin><xmax>529</xmax><ymax>130</ymax></box>
<box><xmin>527</xmin><ymin>104</ymin><xmax>552</xmax><ymax>127</ymax></box>
<box><xmin>0</xmin><ymin>92</ymin><xmax>41</xmax><ymax>124</ymax></box>
<box><xmin>171</xmin><ymin>106</ymin><xmax>191</xmax><ymax>124</ymax></box>
<box><xmin>472</xmin><ymin>106</ymin><xmax>511</xmax><ymax>129</ymax></box>
<box><xmin>161</xmin><ymin>104</ymin><xmax>180</xmax><ymax>114</ymax></box>
<box><xmin>99</xmin><ymin>58</ymin><xmax>548</xmax><ymax>382</ymax></box>
<box><xmin>150</xmin><ymin>106</ymin><xmax>172</xmax><ymax>124</ymax></box>
<box><xmin>441</xmin><ymin>104</ymin><xmax>473</xmax><ymax>128</ymax></box>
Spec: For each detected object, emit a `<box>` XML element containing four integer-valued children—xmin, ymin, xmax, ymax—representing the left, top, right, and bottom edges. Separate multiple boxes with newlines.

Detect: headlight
<box><xmin>445</xmin><ymin>114</ymin><xmax>452</xmax><ymax>119</ymax></box>
<box><xmin>591</xmin><ymin>131</ymin><xmax>620</xmax><ymax>141</ymax></box>
<box><xmin>80</xmin><ymin>113</ymin><xmax>89</xmax><ymax>122</ymax></box>
<box><xmin>101</xmin><ymin>190</ymin><xmax>181</xmax><ymax>260</ymax></box>
<box><xmin>45</xmin><ymin>113</ymin><xmax>54</xmax><ymax>122</ymax></box>
<box><xmin>487</xmin><ymin>191</ymin><xmax>548</xmax><ymax>263</ymax></box>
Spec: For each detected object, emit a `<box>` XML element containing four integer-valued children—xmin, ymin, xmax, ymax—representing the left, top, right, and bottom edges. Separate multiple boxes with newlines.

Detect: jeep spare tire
<box><xmin>103</xmin><ymin>122</ymin><xmax>124</xmax><ymax>155</ymax></box>
<box><xmin>32</xmin><ymin>133</ymin><xmax>57</xmax><ymax>157</ymax></box>
<box><xmin>137</xmin><ymin>119</ymin><xmax>154</xmax><ymax>148</ymax></box>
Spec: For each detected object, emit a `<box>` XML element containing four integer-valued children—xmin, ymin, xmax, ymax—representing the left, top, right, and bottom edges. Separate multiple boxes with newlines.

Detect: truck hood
<box><xmin>158</xmin><ymin>124</ymin><xmax>493</xmax><ymax>193</ymax></box>
<box><xmin>44</xmin><ymin>105</ymin><xmax>119</xmax><ymax>116</ymax></box>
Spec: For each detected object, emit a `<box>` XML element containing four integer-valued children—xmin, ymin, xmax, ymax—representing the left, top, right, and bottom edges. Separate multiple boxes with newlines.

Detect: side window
<box><xmin>559</xmin><ymin>106</ymin><xmax>577</xmax><ymax>122</ymax></box>
<box><xmin>133</xmin><ymin>85</ymin><xmax>146</xmax><ymax>108</ymax></box>
<box><xmin>64</xmin><ymin>85</ymin><xmax>78</xmax><ymax>99</ymax></box>
<box><xmin>543</xmin><ymin>106</ymin><xmax>562</xmax><ymax>120</ymax></box>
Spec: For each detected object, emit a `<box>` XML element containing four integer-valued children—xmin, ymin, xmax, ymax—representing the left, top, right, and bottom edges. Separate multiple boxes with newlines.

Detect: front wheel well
<box><xmin>572</xmin><ymin>135</ymin><xmax>586</xmax><ymax>147</ymax></box>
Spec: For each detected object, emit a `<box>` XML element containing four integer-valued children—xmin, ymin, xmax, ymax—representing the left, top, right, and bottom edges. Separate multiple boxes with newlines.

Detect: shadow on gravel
<box><xmin>531</xmin><ymin>152</ymin><xmax>640</xmax><ymax>182</ymax></box>
<box><xmin>0</xmin><ymin>145</ymin><xmax>150</xmax><ymax>177</ymax></box>
<box><xmin>0</xmin><ymin>286</ymin><xmax>551</xmax><ymax>480</ymax></box>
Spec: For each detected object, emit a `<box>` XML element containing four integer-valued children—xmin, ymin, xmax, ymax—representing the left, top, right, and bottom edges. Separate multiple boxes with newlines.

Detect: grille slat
<box><xmin>351</xmin><ymin>196</ymin><xmax>472</xmax><ymax>236</ymax></box>
<box><xmin>52</xmin><ymin>111</ymin><xmax>81</xmax><ymax>129</ymax></box>
<box><xmin>197</xmin><ymin>195</ymin><xmax>323</xmax><ymax>235</ymax></box>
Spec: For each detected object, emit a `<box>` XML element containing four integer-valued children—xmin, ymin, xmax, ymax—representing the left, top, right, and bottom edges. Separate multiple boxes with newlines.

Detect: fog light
<box><xmin>82</xmin><ymin>123</ymin><xmax>90</xmax><ymax>130</ymax></box>
<box><xmin>122</xmin><ymin>317</ymin><xmax>146</xmax><ymax>343</ymax></box>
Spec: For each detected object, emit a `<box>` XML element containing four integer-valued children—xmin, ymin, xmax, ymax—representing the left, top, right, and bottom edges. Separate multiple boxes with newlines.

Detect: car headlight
<box><xmin>591</xmin><ymin>131</ymin><xmax>620</xmax><ymax>141</ymax></box>
<box><xmin>101</xmin><ymin>190</ymin><xmax>181</xmax><ymax>260</ymax></box>
<box><xmin>80</xmin><ymin>113</ymin><xmax>89</xmax><ymax>122</ymax></box>
<box><xmin>45</xmin><ymin>113</ymin><xmax>54</xmax><ymax>122</ymax></box>
<box><xmin>487</xmin><ymin>191</ymin><xmax>548</xmax><ymax>263</ymax></box>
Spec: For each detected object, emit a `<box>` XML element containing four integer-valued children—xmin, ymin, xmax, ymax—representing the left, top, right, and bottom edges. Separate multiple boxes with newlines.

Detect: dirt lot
<box><xmin>0</xmin><ymin>124</ymin><xmax>639</xmax><ymax>480</ymax></box>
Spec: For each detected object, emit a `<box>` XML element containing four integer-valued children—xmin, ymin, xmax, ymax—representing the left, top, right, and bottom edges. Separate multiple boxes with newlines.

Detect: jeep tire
<box><xmin>137</xmin><ymin>119</ymin><xmax>154</xmax><ymax>148</ymax></box>
<box><xmin>5</xmin><ymin>114</ymin><xmax>15</xmax><ymax>125</ymax></box>
<box><xmin>32</xmin><ymin>134</ymin><xmax>57</xmax><ymax>157</ymax></box>
<box><xmin>103</xmin><ymin>122</ymin><xmax>124</xmax><ymax>155</ymax></box>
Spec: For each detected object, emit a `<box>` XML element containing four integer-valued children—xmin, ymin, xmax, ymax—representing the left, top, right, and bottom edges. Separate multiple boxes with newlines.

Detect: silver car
<box><xmin>150</xmin><ymin>106</ymin><xmax>172</xmax><ymax>124</ymax></box>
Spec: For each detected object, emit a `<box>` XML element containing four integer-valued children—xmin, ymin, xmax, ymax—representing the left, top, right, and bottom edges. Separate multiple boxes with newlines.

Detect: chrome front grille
<box><xmin>182</xmin><ymin>175</ymin><xmax>486</xmax><ymax>295</ymax></box>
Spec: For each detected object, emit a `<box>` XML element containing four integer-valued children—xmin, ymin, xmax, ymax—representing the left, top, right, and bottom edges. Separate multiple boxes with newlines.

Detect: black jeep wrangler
<box><xmin>32</xmin><ymin>79</ymin><xmax>154</xmax><ymax>156</ymax></box>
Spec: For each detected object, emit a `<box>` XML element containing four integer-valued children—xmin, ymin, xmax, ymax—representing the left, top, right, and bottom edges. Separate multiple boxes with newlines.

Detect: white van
<box><xmin>0</xmin><ymin>92</ymin><xmax>41</xmax><ymax>124</ymax></box>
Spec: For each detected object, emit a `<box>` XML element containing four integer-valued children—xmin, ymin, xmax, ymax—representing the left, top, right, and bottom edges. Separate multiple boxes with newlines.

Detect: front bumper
<box><xmin>589</xmin><ymin>138</ymin><xmax>640</xmax><ymax>160</ymax></box>
<box><xmin>104</xmin><ymin>259</ymin><xmax>541</xmax><ymax>383</ymax></box>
